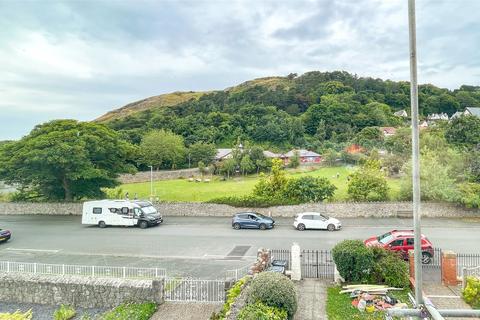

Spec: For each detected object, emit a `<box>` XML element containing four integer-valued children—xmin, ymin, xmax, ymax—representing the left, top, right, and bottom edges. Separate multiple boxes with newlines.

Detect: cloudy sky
<box><xmin>1</xmin><ymin>0</ymin><xmax>479</xmax><ymax>140</ymax></box>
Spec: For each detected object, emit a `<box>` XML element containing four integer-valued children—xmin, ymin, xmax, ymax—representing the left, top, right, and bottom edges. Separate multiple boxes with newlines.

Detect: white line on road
<box><xmin>5</xmin><ymin>248</ymin><xmax>60</xmax><ymax>253</ymax></box>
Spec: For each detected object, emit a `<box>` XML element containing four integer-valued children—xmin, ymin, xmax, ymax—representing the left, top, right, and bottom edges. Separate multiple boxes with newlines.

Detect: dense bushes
<box><xmin>283</xmin><ymin>176</ymin><xmax>336</xmax><ymax>203</ymax></box>
<box><xmin>463</xmin><ymin>277</ymin><xmax>480</xmax><ymax>308</ymax></box>
<box><xmin>101</xmin><ymin>302</ymin><xmax>157</xmax><ymax>320</ymax></box>
<box><xmin>0</xmin><ymin>310</ymin><xmax>32</xmax><ymax>320</ymax></box>
<box><xmin>237</xmin><ymin>302</ymin><xmax>287</xmax><ymax>320</ymax></box>
<box><xmin>246</xmin><ymin>272</ymin><xmax>297</xmax><ymax>319</ymax></box>
<box><xmin>53</xmin><ymin>305</ymin><xmax>76</xmax><ymax>320</ymax></box>
<box><xmin>207</xmin><ymin>195</ymin><xmax>299</xmax><ymax>208</ymax></box>
<box><xmin>332</xmin><ymin>240</ymin><xmax>409</xmax><ymax>288</ymax></box>
<box><xmin>212</xmin><ymin>276</ymin><xmax>250</xmax><ymax>319</ymax></box>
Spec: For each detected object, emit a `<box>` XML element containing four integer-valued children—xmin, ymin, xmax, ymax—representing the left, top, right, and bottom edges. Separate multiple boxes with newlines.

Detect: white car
<box><xmin>293</xmin><ymin>212</ymin><xmax>342</xmax><ymax>231</ymax></box>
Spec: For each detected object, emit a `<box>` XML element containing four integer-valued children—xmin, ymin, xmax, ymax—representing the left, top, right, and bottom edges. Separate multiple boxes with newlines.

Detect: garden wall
<box><xmin>0</xmin><ymin>201</ymin><xmax>478</xmax><ymax>218</ymax></box>
<box><xmin>0</xmin><ymin>273</ymin><xmax>164</xmax><ymax>308</ymax></box>
<box><xmin>119</xmin><ymin>168</ymin><xmax>200</xmax><ymax>184</ymax></box>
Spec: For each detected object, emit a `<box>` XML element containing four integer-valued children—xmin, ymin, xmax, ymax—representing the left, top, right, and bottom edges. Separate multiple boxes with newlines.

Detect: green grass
<box><xmin>117</xmin><ymin>166</ymin><xmax>402</xmax><ymax>203</ymax></box>
<box><xmin>326</xmin><ymin>286</ymin><xmax>411</xmax><ymax>320</ymax></box>
<box><xmin>101</xmin><ymin>302</ymin><xmax>157</xmax><ymax>320</ymax></box>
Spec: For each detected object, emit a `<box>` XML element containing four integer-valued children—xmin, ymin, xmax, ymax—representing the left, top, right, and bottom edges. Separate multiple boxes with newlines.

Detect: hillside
<box><xmin>97</xmin><ymin>70</ymin><xmax>480</xmax><ymax>148</ymax></box>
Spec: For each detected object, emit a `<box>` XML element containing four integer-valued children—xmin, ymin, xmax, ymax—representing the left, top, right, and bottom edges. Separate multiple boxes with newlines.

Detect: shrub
<box><xmin>369</xmin><ymin>247</ymin><xmax>409</xmax><ymax>288</ymax></box>
<box><xmin>0</xmin><ymin>310</ymin><xmax>32</xmax><ymax>320</ymax></box>
<box><xmin>331</xmin><ymin>240</ymin><xmax>374</xmax><ymax>282</ymax></box>
<box><xmin>213</xmin><ymin>276</ymin><xmax>250</xmax><ymax>319</ymax></box>
<box><xmin>54</xmin><ymin>305</ymin><xmax>76</xmax><ymax>320</ymax></box>
<box><xmin>246</xmin><ymin>272</ymin><xmax>297</xmax><ymax>319</ymax></box>
<box><xmin>101</xmin><ymin>302</ymin><xmax>157</xmax><ymax>320</ymax></box>
<box><xmin>237</xmin><ymin>301</ymin><xmax>288</xmax><ymax>320</ymax></box>
<box><xmin>282</xmin><ymin>176</ymin><xmax>336</xmax><ymax>203</ymax></box>
<box><xmin>207</xmin><ymin>195</ymin><xmax>299</xmax><ymax>208</ymax></box>
<box><xmin>463</xmin><ymin>276</ymin><xmax>480</xmax><ymax>309</ymax></box>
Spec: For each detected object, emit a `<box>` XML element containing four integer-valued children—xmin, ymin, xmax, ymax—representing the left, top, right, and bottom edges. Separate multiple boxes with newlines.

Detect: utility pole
<box><xmin>408</xmin><ymin>0</ymin><xmax>423</xmax><ymax>306</ymax></box>
<box><xmin>148</xmin><ymin>165</ymin><xmax>153</xmax><ymax>201</ymax></box>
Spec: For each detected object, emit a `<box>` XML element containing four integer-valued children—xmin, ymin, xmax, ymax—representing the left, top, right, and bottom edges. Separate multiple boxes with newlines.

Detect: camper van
<box><xmin>82</xmin><ymin>200</ymin><xmax>163</xmax><ymax>229</ymax></box>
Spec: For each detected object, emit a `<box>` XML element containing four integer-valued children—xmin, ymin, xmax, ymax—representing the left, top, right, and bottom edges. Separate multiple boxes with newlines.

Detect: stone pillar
<box><xmin>291</xmin><ymin>243</ymin><xmax>301</xmax><ymax>281</ymax></box>
<box><xmin>441</xmin><ymin>250</ymin><xmax>458</xmax><ymax>286</ymax></box>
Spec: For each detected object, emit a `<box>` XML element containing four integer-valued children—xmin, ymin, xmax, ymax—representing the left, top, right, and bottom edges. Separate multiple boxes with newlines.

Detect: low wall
<box><xmin>119</xmin><ymin>168</ymin><xmax>200</xmax><ymax>184</ymax></box>
<box><xmin>0</xmin><ymin>273</ymin><xmax>163</xmax><ymax>308</ymax></box>
<box><xmin>0</xmin><ymin>201</ymin><xmax>478</xmax><ymax>218</ymax></box>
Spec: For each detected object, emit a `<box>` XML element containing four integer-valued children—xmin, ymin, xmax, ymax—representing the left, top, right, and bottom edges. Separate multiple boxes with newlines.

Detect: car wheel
<box><xmin>297</xmin><ymin>223</ymin><xmax>306</xmax><ymax>231</ymax></box>
<box><xmin>259</xmin><ymin>223</ymin><xmax>267</xmax><ymax>230</ymax></box>
<box><xmin>422</xmin><ymin>252</ymin><xmax>432</xmax><ymax>264</ymax></box>
<box><xmin>233</xmin><ymin>223</ymin><xmax>241</xmax><ymax>230</ymax></box>
<box><xmin>139</xmin><ymin>221</ymin><xmax>149</xmax><ymax>229</ymax></box>
<box><xmin>327</xmin><ymin>224</ymin><xmax>335</xmax><ymax>231</ymax></box>
<box><xmin>98</xmin><ymin>221</ymin><xmax>106</xmax><ymax>228</ymax></box>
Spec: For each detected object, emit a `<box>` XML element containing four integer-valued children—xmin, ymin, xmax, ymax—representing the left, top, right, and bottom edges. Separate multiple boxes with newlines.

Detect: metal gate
<box><xmin>270</xmin><ymin>249</ymin><xmax>335</xmax><ymax>279</ymax></box>
<box><xmin>164</xmin><ymin>278</ymin><xmax>226</xmax><ymax>302</ymax></box>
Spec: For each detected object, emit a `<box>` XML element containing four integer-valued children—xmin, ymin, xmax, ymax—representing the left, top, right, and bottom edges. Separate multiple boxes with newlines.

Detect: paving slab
<box><xmin>151</xmin><ymin>302</ymin><xmax>222</xmax><ymax>320</ymax></box>
<box><xmin>424</xmin><ymin>283</ymin><xmax>479</xmax><ymax>320</ymax></box>
<box><xmin>294</xmin><ymin>279</ymin><xmax>328</xmax><ymax>320</ymax></box>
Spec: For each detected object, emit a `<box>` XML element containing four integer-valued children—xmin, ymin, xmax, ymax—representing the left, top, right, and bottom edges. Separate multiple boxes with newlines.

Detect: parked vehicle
<box><xmin>231</xmin><ymin>212</ymin><xmax>275</xmax><ymax>230</ymax></box>
<box><xmin>0</xmin><ymin>228</ymin><xmax>11</xmax><ymax>243</ymax></box>
<box><xmin>293</xmin><ymin>212</ymin><xmax>341</xmax><ymax>231</ymax></box>
<box><xmin>82</xmin><ymin>200</ymin><xmax>163</xmax><ymax>229</ymax></box>
<box><xmin>364</xmin><ymin>229</ymin><xmax>435</xmax><ymax>264</ymax></box>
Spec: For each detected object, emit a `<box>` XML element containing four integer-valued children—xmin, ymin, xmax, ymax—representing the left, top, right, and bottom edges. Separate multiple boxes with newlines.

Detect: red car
<box><xmin>364</xmin><ymin>229</ymin><xmax>434</xmax><ymax>264</ymax></box>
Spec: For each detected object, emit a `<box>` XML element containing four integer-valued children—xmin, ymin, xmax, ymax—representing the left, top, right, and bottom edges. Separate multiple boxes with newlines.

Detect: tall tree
<box><xmin>188</xmin><ymin>142</ymin><xmax>217</xmax><ymax>166</ymax></box>
<box><xmin>0</xmin><ymin>120</ymin><xmax>135</xmax><ymax>201</ymax></box>
<box><xmin>139</xmin><ymin>130</ymin><xmax>187</xmax><ymax>169</ymax></box>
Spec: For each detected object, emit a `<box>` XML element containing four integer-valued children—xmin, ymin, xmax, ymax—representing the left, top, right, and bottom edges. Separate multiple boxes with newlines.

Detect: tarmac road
<box><xmin>0</xmin><ymin>215</ymin><xmax>479</xmax><ymax>278</ymax></box>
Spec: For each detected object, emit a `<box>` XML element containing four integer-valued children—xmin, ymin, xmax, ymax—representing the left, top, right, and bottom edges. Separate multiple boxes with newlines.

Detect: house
<box><xmin>380</xmin><ymin>127</ymin><xmax>397</xmax><ymax>137</ymax></box>
<box><xmin>214</xmin><ymin>148</ymin><xmax>233</xmax><ymax>162</ymax></box>
<box><xmin>450</xmin><ymin>111</ymin><xmax>465</xmax><ymax>120</ymax></box>
<box><xmin>465</xmin><ymin>107</ymin><xmax>480</xmax><ymax>117</ymax></box>
<box><xmin>283</xmin><ymin>149</ymin><xmax>322</xmax><ymax>164</ymax></box>
<box><xmin>394</xmin><ymin>110</ymin><xmax>408</xmax><ymax>118</ymax></box>
<box><xmin>419</xmin><ymin>120</ymin><xmax>429</xmax><ymax>129</ymax></box>
<box><xmin>262</xmin><ymin>150</ymin><xmax>282</xmax><ymax>159</ymax></box>
<box><xmin>427</xmin><ymin>113</ymin><xmax>449</xmax><ymax>121</ymax></box>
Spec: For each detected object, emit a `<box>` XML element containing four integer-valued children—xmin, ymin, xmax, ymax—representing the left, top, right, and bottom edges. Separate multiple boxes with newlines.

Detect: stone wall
<box><xmin>0</xmin><ymin>273</ymin><xmax>163</xmax><ymax>308</ymax></box>
<box><xmin>119</xmin><ymin>168</ymin><xmax>200</xmax><ymax>184</ymax></box>
<box><xmin>0</xmin><ymin>201</ymin><xmax>479</xmax><ymax>218</ymax></box>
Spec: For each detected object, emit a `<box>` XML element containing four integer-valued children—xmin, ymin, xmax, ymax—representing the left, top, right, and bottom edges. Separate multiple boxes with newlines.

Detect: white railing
<box><xmin>462</xmin><ymin>266</ymin><xmax>480</xmax><ymax>290</ymax></box>
<box><xmin>0</xmin><ymin>261</ymin><xmax>166</xmax><ymax>279</ymax></box>
<box><xmin>164</xmin><ymin>278</ymin><xmax>225</xmax><ymax>302</ymax></box>
<box><xmin>225</xmin><ymin>264</ymin><xmax>251</xmax><ymax>281</ymax></box>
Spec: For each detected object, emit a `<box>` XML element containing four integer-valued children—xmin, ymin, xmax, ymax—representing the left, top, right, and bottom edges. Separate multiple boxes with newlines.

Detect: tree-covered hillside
<box><xmin>100</xmin><ymin>71</ymin><xmax>480</xmax><ymax>149</ymax></box>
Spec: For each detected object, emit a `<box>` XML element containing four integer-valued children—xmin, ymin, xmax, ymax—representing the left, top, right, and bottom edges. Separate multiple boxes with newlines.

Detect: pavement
<box><xmin>1</xmin><ymin>215</ymin><xmax>480</xmax><ymax>278</ymax></box>
<box><xmin>423</xmin><ymin>283</ymin><xmax>480</xmax><ymax>320</ymax></box>
<box><xmin>294</xmin><ymin>279</ymin><xmax>328</xmax><ymax>320</ymax></box>
<box><xmin>151</xmin><ymin>302</ymin><xmax>221</xmax><ymax>320</ymax></box>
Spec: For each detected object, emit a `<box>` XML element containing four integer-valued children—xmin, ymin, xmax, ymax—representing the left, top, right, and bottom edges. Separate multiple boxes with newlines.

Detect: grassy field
<box><xmin>117</xmin><ymin>166</ymin><xmax>402</xmax><ymax>202</ymax></box>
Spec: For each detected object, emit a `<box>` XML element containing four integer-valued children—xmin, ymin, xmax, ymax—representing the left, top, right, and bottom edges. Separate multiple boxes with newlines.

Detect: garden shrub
<box><xmin>237</xmin><ymin>301</ymin><xmax>287</xmax><ymax>320</ymax></box>
<box><xmin>282</xmin><ymin>176</ymin><xmax>336</xmax><ymax>203</ymax></box>
<box><xmin>53</xmin><ymin>304</ymin><xmax>76</xmax><ymax>320</ymax></box>
<box><xmin>369</xmin><ymin>247</ymin><xmax>409</xmax><ymax>288</ymax></box>
<box><xmin>246</xmin><ymin>272</ymin><xmax>297</xmax><ymax>319</ymax></box>
<box><xmin>0</xmin><ymin>310</ymin><xmax>32</xmax><ymax>320</ymax></box>
<box><xmin>213</xmin><ymin>276</ymin><xmax>250</xmax><ymax>319</ymax></box>
<box><xmin>463</xmin><ymin>277</ymin><xmax>480</xmax><ymax>308</ymax></box>
<box><xmin>332</xmin><ymin>240</ymin><xmax>374</xmax><ymax>283</ymax></box>
<box><xmin>207</xmin><ymin>195</ymin><xmax>299</xmax><ymax>208</ymax></box>
<box><xmin>101</xmin><ymin>302</ymin><xmax>157</xmax><ymax>320</ymax></box>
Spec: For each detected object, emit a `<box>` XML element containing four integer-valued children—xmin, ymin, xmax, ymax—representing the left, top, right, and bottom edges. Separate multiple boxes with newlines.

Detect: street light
<box><xmin>148</xmin><ymin>166</ymin><xmax>153</xmax><ymax>201</ymax></box>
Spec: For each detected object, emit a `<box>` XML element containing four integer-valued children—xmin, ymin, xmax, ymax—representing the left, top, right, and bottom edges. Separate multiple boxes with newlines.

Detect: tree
<box><xmin>0</xmin><ymin>120</ymin><xmax>135</xmax><ymax>201</ymax></box>
<box><xmin>138</xmin><ymin>130</ymin><xmax>187</xmax><ymax>169</ymax></box>
<box><xmin>253</xmin><ymin>159</ymin><xmax>288</xmax><ymax>198</ymax></box>
<box><xmin>355</xmin><ymin>127</ymin><xmax>383</xmax><ymax>148</ymax></box>
<box><xmin>198</xmin><ymin>161</ymin><xmax>207</xmax><ymax>176</ymax></box>
<box><xmin>282</xmin><ymin>176</ymin><xmax>336</xmax><ymax>202</ymax></box>
<box><xmin>323</xmin><ymin>149</ymin><xmax>339</xmax><ymax>166</ymax></box>
<box><xmin>240</xmin><ymin>155</ymin><xmax>255</xmax><ymax>176</ymax></box>
<box><xmin>188</xmin><ymin>142</ymin><xmax>216</xmax><ymax>166</ymax></box>
<box><xmin>445</xmin><ymin>115</ymin><xmax>480</xmax><ymax>150</ymax></box>
<box><xmin>220</xmin><ymin>158</ymin><xmax>236</xmax><ymax>179</ymax></box>
<box><xmin>347</xmin><ymin>160</ymin><xmax>389</xmax><ymax>201</ymax></box>
<box><xmin>288</xmin><ymin>151</ymin><xmax>300</xmax><ymax>168</ymax></box>
<box><xmin>382</xmin><ymin>154</ymin><xmax>405</xmax><ymax>177</ymax></box>
<box><xmin>315</xmin><ymin>120</ymin><xmax>327</xmax><ymax>142</ymax></box>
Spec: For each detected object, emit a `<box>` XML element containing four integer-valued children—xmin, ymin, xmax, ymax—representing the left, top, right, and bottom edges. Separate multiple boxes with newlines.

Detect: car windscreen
<box><xmin>378</xmin><ymin>234</ymin><xmax>395</xmax><ymax>244</ymax></box>
<box><xmin>141</xmin><ymin>206</ymin><xmax>157</xmax><ymax>214</ymax></box>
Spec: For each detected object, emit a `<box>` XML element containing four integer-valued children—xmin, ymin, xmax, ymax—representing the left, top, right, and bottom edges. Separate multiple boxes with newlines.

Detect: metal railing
<box><xmin>164</xmin><ymin>278</ymin><xmax>225</xmax><ymax>302</ymax></box>
<box><xmin>457</xmin><ymin>253</ymin><xmax>480</xmax><ymax>275</ymax></box>
<box><xmin>462</xmin><ymin>265</ymin><xmax>480</xmax><ymax>290</ymax></box>
<box><xmin>0</xmin><ymin>260</ymin><xmax>166</xmax><ymax>279</ymax></box>
<box><xmin>225</xmin><ymin>264</ymin><xmax>251</xmax><ymax>281</ymax></box>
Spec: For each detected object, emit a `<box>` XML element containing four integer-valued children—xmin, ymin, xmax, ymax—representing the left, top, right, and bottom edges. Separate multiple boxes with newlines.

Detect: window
<box><xmin>116</xmin><ymin>207</ymin><xmax>130</xmax><ymax>215</ymax></box>
<box><xmin>92</xmin><ymin>207</ymin><xmax>102</xmax><ymax>214</ymax></box>
<box><xmin>302</xmin><ymin>215</ymin><xmax>313</xmax><ymax>220</ymax></box>
<box><xmin>406</xmin><ymin>238</ymin><xmax>414</xmax><ymax>246</ymax></box>
<box><xmin>134</xmin><ymin>208</ymin><xmax>142</xmax><ymax>216</ymax></box>
<box><xmin>109</xmin><ymin>208</ymin><xmax>118</xmax><ymax>213</ymax></box>
<box><xmin>390</xmin><ymin>239</ymin><xmax>404</xmax><ymax>247</ymax></box>
<box><xmin>237</xmin><ymin>214</ymin><xmax>248</xmax><ymax>219</ymax></box>
<box><xmin>248</xmin><ymin>214</ymin><xmax>258</xmax><ymax>220</ymax></box>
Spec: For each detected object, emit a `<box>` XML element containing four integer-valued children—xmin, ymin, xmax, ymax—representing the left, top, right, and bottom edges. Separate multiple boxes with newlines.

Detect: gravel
<box><xmin>0</xmin><ymin>302</ymin><xmax>107</xmax><ymax>319</ymax></box>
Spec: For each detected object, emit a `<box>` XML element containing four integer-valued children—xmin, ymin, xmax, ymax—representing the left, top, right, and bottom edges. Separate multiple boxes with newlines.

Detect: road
<box><xmin>0</xmin><ymin>215</ymin><xmax>479</xmax><ymax>278</ymax></box>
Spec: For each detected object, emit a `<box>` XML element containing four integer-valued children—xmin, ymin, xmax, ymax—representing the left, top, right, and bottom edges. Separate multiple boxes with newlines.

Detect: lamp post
<box><xmin>148</xmin><ymin>166</ymin><xmax>153</xmax><ymax>201</ymax></box>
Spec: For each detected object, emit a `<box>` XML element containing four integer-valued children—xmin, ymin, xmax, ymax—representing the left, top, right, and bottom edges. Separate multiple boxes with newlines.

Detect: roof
<box><xmin>466</xmin><ymin>107</ymin><xmax>480</xmax><ymax>117</ymax></box>
<box><xmin>380</xmin><ymin>127</ymin><xmax>397</xmax><ymax>135</ymax></box>
<box><xmin>389</xmin><ymin>229</ymin><xmax>428</xmax><ymax>239</ymax></box>
<box><xmin>394</xmin><ymin>110</ymin><xmax>408</xmax><ymax>117</ymax></box>
<box><xmin>284</xmin><ymin>149</ymin><xmax>321</xmax><ymax>157</ymax></box>
<box><xmin>263</xmin><ymin>150</ymin><xmax>281</xmax><ymax>158</ymax></box>
<box><xmin>215</xmin><ymin>148</ymin><xmax>232</xmax><ymax>160</ymax></box>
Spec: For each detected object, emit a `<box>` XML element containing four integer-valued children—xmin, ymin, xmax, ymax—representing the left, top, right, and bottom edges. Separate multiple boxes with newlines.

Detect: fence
<box><xmin>164</xmin><ymin>278</ymin><xmax>226</xmax><ymax>302</ymax></box>
<box><xmin>225</xmin><ymin>264</ymin><xmax>251</xmax><ymax>281</ymax></box>
<box><xmin>457</xmin><ymin>253</ymin><xmax>480</xmax><ymax>275</ymax></box>
<box><xmin>462</xmin><ymin>266</ymin><xmax>480</xmax><ymax>289</ymax></box>
<box><xmin>0</xmin><ymin>261</ymin><xmax>166</xmax><ymax>279</ymax></box>
<box><xmin>270</xmin><ymin>249</ymin><xmax>291</xmax><ymax>268</ymax></box>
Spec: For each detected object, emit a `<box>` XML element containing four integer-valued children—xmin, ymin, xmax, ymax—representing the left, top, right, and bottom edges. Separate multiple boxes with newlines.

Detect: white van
<box><xmin>82</xmin><ymin>200</ymin><xmax>163</xmax><ymax>229</ymax></box>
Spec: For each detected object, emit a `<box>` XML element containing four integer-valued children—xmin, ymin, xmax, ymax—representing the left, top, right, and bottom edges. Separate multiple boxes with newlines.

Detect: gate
<box><xmin>164</xmin><ymin>278</ymin><xmax>225</xmax><ymax>303</ymax></box>
<box><xmin>270</xmin><ymin>249</ymin><xmax>334</xmax><ymax>279</ymax></box>
<box><xmin>422</xmin><ymin>248</ymin><xmax>442</xmax><ymax>283</ymax></box>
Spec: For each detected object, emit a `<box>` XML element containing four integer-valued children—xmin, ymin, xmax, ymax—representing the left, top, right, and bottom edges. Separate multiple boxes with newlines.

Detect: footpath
<box><xmin>294</xmin><ymin>279</ymin><xmax>328</xmax><ymax>320</ymax></box>
<box><xmin>423</xmin><ymin>283</ymin><xmax>479</xmax><ymax>320</ymax></box>
<box><xmin>151</xmin><ymin>302</ymin><xmax>221</xmax><ymax>320</ymax></box>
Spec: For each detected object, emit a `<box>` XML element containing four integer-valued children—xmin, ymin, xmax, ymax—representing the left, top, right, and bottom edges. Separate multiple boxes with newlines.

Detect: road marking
<box><xmin>6</xmin><ymin>248</ymin><xmax>60</xmax><ymax>253</ymax></box>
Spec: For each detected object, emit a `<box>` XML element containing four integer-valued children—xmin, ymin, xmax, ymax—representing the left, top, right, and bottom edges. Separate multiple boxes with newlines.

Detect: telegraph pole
<box><xmin>408</xmin><ymin>0</ymin><xmax>423</xmax><ymax>306</ymax></box>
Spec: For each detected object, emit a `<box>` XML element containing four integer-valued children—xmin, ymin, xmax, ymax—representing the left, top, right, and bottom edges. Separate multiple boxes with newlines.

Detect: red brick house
<box><xmin>283</xmin><ymin>149</ymin><xmax>322</xmax><ymax>165</ymax></box>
